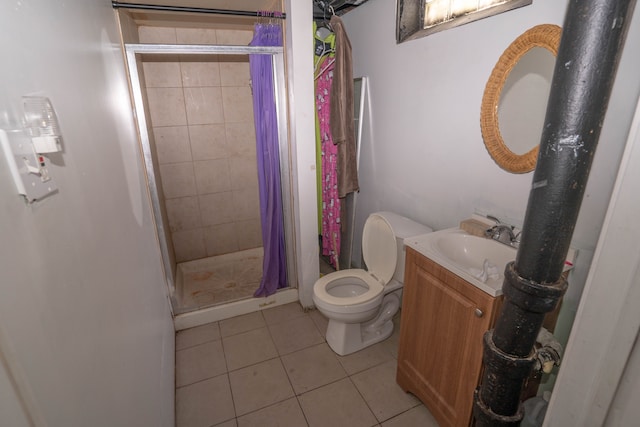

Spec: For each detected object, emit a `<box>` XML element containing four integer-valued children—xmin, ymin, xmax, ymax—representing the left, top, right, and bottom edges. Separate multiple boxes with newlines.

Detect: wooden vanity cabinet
<box><xmin>397</xmin><ymin>247</ymin><xmax>503</xmax><ymax>427</ymax></box>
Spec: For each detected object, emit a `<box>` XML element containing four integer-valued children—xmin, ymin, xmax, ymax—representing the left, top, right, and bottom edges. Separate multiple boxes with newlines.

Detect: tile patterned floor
<box><xmin>175</xmin><ymin>248</ymin><xmax>263</xmax><ymax>313</ymax></box>
<box><xmin>175</xmin><ymin>302</ymin><xmax>440</xmax><ymax>427</ymax></box>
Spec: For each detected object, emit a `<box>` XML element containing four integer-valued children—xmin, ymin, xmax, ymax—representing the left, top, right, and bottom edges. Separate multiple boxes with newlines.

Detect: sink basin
<box><xmin>405</xmin><ymin>228</ymin><xmax>517</xmax><ymax>296</ymax></box>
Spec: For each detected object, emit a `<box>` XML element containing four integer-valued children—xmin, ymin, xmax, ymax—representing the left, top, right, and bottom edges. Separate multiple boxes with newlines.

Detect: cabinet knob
<box><xmin>474</xmin><ymin>308</ymin><xmax>484</xmax><ymax>318</ymax></box>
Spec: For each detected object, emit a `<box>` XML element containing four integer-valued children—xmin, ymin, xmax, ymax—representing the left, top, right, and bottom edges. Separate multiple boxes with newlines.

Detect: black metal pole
<box><xmin>474</xmin><ymin>0</ymin><xmax>636</xmax><ymax>425</ymax></box>
<box><xmin>111</xmin><ymin>1</ymin><xmax>287</xmax><ymax>19</ymax></box>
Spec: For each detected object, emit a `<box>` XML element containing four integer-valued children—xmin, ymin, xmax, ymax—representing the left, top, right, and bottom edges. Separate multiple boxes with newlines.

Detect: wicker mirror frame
<box><xmin>480</xmin><ymin>24</ymin><xmax>562</xmax><ymax>173</ymax></box>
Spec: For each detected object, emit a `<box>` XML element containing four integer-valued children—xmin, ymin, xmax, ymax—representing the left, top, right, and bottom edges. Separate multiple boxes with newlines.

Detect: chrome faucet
<box><xmin>485</xmin><ymin>216</ymin><xmax>520</xmax><ymax>247</ymax></box>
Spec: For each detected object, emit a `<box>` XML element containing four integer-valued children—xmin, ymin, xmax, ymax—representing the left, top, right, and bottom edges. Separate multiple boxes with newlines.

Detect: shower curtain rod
<box><xmin>112</xmin><ymin>1</ymin><xmax>287</xmax><ymax>19</ymax></box>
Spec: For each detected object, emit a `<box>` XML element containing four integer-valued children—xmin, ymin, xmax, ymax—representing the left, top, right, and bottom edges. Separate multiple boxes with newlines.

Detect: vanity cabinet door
<box><xmin>397</xmin><ymin>247</ymin><xmax>502</xmax><ymax>427</ymax></box>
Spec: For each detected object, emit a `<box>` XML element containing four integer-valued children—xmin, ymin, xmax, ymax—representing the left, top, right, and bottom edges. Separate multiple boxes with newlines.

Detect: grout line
<box><xmin>231</xmin><ymin>358</ymin><xmax>296</xmax><ymax>419</ymax></box>
<box><xmin>175</xmin><ymin>370</ymin><xmax>228</xmax><ymax>391</ymax></box>
<box><xmin>176</xmin><ymin>334</ymin><xmax>222</xmax><ymax>352</ymax></box>
<box><xmin>226</xmin><ymin>368</ymin><xmax>238</xmax><ymax>426</ymax></box>
<box><xmin>219</xmin><ymin>313</ymin><xmax>267</xmax><ymax>339</ymax></box>
<box><xmin>347</xmin><ymin>375</ymin><xmax>379</xmax><ymax>423</ymax></box>
<box><xmin>294</xmin><ymin>394</ymin><xmax>312</xmax><ymax>427</ymax></box>
<box><xmin>226</xmin><ymin>354</ymin><xmax>281</xmax><ymax>374</ymax></box>
<box><xmin>218</xmin><ymin>325</ymin><xmax>231</xmax><ymax>375</ymax></box>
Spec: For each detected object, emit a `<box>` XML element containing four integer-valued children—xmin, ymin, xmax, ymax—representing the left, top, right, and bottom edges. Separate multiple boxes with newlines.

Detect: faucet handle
<box><xmin>512</xmin><ymin>230</ymin><xmax>522</xmax><ymax>246</ymax></box>
<box><xmin>486</xmin><ymin>215</ymin><xmax>501</xmax><ymax>224</ymax></box>
<box><xmin>484</xmin><ymin>226</ymin><xmax>496</xmax><ymax>238</ymax></box>
<box><xmin>485</xmin><ymin>224</ymin><xmax>503</xmax><ymax>239</ymax></box>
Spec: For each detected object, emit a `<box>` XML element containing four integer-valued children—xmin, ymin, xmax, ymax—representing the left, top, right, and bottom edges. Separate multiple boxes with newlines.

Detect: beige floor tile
<box><xmin>337</xmin><ymin>340</ymin><xmax>395</xmax><ymax>375</ymax></box>
<box><xmin>281</xmin><ymin>343</ymin><xmax>347</xmax><ymax>394</ymax></box>
<box><xmin>262</xmin><ymin>302</ymin><xmax>307</xmax><ymax>325</ymax></box>
<box><xmin>308</xmin><ymin>309</ymin><xmax>329</xmax><ymax>336</ymax></box>
<box><xmin>381</xmin><ymin>318</ymin><xmax>402</xmax><ymax>359</ymax></box>
<box><xmin>236</xmin><ymin>397</ymin><xmax>308</xmax><ymax>427</ymax></box>
<box><xmin>381</xmin><ymin>404</ymin><xmax>439</xmax><ymax>427</ymax></box>
<box><xmin>220</xmin><ymin>311</ymin><xmax>266</xmax><ymax>337</ymax></box>
<box><xmin>351</xmin><ymin>360</ymin><xmax>420</xmax><ymax>423</ymax></box>
<box><xmin>268</xmin><ymin>316</ymin><xmax>325</xmax><ymax>355</ymax></box>
<box><xmin>298</xmin><ymin>378</ymin><xmax>377</xmax><ymax>427</ymax></box>
<box><xmin>213</xmin><ymin>420</ymin><xmax>237</xmax><ymax>427</ymax></box>
<box><xmin>223</xmin><ymin>327</ymin><xmax>278</xmax><ymax>371</ymax></box>
<box><xmin>176</xmin><ymin>322</ymin><xmax>221</xmax><ymax>351</ymax></box>
<box><xmin>229</xmin><ymin>358</ymin><xmax>294</xmax><ymax>416</ymax></box>
<box><xmin>176</xmin><ymin>374</ymin><xmax>235</xmax><ymax>427</ymax></box>
<box><xmin>176</xmin><ymin>340</ymin><xmax>227</xmax><ymax>387</ymax></box>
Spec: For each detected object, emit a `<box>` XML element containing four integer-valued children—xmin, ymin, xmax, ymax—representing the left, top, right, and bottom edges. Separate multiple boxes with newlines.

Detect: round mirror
<box><xmin>480</xmin><ymin>24</ymin><xmax>561</xmax><ymax>173</ymax></box>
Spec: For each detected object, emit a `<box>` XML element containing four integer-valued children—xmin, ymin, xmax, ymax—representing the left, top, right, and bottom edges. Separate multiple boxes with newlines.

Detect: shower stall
<box><xmin>121</xmin><ymin>20</ymin><xmax>297</xmax><ymax>329</ymax></box>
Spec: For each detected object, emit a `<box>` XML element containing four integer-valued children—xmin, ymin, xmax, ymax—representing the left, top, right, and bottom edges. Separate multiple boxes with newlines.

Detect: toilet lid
<box><xmin>362</xmin><ymin>214</ymin><xmax>397</xmax><ymax>285</ymax></box>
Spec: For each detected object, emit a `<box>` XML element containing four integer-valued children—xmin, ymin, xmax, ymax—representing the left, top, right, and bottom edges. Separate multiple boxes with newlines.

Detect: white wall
<box><xmin>606</xmin><ymin>334</ymin><xmax>640</xmax><ymax>426</ymax></box>
<box><xmin>0</xmin><ymin>1</ymin><xmax>175</xmax><ymax>426</ymax></box>
<box><xmin>0</xmin><ymin>357</ymin><xmax>31</xmax><ymax>427</ymax></box>
<box><xmin>285</xmin><ymin>0</ymin><xmax>319</xmax><ymax>307</ymax></box>
<box><xmin>342</xmin><ymin>0</ymin><xmax>640</xmax><ymax>344</ymax></box>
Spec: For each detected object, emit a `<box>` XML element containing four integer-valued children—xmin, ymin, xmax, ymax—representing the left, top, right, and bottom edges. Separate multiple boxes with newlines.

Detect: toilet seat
<box><xmin>314</xmin><ymin>214</ymin><xmax>398</xmax><ymax>312</ymax></box>
<box><xmin>313</xmin><ymin>269</ymin><xmax>384</xmax><ymax>308</ymax></box>
<box><xmin>361</xmin><ymin>214</ymin><xmax>397</xmax><ymax>285</ymax></box>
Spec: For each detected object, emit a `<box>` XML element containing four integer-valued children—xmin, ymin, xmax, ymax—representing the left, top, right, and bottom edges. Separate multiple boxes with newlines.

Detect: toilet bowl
<box><xmin>313</xmin><ymin>211</ymin><xmax>432</xmax><ymax>356</ymax></box>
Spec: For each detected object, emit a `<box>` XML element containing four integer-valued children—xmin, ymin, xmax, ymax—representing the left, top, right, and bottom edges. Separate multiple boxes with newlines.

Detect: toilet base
<box><xmin>324</xmin><ymin>291</ymin><xmax>401</xmax><ymax>356</ymax></box>
<box><xmin>326</xmin><ymin>318</ymin><xmax>394</xmax><ymax>356</ymax></box>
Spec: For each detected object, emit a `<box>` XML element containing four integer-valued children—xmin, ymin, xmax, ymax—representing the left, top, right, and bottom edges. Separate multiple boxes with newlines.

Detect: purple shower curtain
<box><xmin>250</xmin><ymin>22</ymin><xmax>287</xmax><ymax>297</ymax></box>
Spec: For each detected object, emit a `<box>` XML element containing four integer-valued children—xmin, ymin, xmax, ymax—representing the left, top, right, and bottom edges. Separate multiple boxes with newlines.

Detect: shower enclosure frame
<box><xmin>124</xmin><ymin>43</ymin><xmax>297</xmax><ymax>317</ymax></box>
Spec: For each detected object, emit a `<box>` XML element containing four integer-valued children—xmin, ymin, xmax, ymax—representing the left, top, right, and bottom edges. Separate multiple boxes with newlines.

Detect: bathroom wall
<box><xmin>0</xmin><ymin>0</ymin><xmax>174</xmax><ymax>426</ymax></box>
<box><xmin>284</xmin><ymin>0</ymin><xmax>320</xmax><ymax>307</ymax></box>
<box><xmin>604</xmin><ymin>331</ymin><xmax>640</xmax><ymax>426</ymax></box>
<box><xmin>341</xmin><ymin>0</ymin><xmax>640</xmax><ymax>344</ymax></box>
<box><xmin>139</xmin><ymin>26</ymin><xmax>262</xmax><ymax>263</ymax></box>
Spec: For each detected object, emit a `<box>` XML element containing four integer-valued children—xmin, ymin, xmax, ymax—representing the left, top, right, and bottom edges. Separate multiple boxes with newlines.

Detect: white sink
<box><xmin>404</xmin><ymin>228</ymin><xmax>517</xmax><ymax>296</ymax></box>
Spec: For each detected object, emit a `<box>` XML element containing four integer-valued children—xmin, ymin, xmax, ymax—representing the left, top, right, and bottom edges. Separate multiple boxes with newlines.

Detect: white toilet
<box><xmin>313</xmin><ymin>211</ymin><xmax>432</xmax><ymax>356</ymax></box>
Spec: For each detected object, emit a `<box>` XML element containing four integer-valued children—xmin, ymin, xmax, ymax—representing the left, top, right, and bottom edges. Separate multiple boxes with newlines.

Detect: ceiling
<box><xmin>118</xmin><ymin>0</ymin><xmax>368</xmax><ymax>17</ymax></box>
<box><xmin>117</xmin><ymin>0</ymin><xmax>284</xmax><ymax>30</ymax></box>
<box><xmin>118</xmin><ymin>0</ymin><xmax>284</xmax><ymax>12</ymax></box>
<box><xmin>114</xmin><ymin>0</ymin><xmax>370</xmax><ymax>27</ymax></box>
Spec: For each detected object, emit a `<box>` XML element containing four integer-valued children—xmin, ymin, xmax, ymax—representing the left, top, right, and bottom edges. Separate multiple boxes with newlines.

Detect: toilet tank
<box><xmin>374</xmin><ymin>212</ymin><xmax>432</xmax><ymax>284</ymax></box>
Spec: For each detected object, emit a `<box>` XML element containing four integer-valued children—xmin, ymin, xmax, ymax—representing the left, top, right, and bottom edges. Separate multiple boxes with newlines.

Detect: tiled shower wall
<box><xmin>139</xmin><ymin>26</ymin><xmax>262</xmax><ymax>263</ymax></box>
